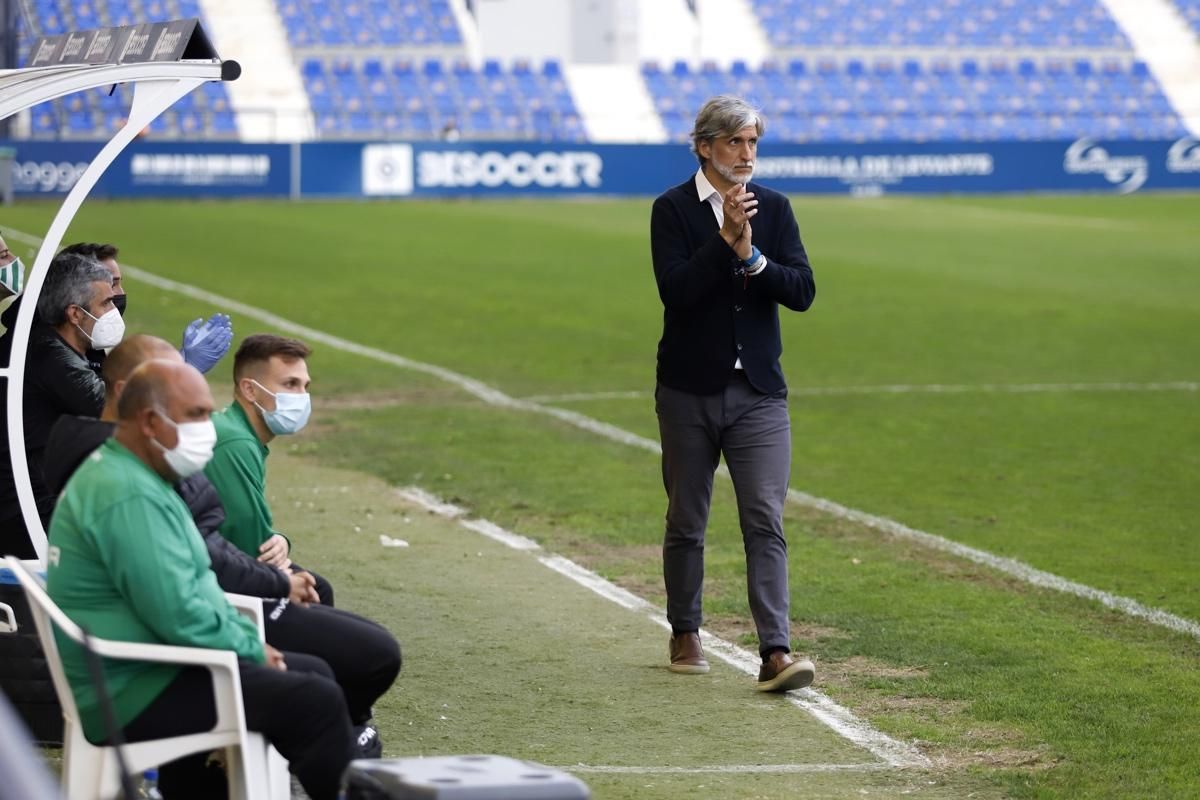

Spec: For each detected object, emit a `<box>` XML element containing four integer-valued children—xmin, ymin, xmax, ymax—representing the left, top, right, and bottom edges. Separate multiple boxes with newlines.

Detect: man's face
<box><xmin>149</xmin><ymin>365</ymin><xmax>214</xmax><ymax>455</ymax></box>
<box><xmin>246</xmin><ymin>355</ymin><xmax>311</xmax><ymax>412</ymax></box>
<box><xmin>701</xmin><ymin>124</ymin><xmax>759</xmax><ymax>187</ymax></box>
<box><xmin>69</xmin><ymin>280</ymin><xmax>117</xmax><ymax>337</ymax></box>
<box><xmin>100</xmin><ymin>257</ymin><xmax>124</xmax><ymax>297</ymax></box>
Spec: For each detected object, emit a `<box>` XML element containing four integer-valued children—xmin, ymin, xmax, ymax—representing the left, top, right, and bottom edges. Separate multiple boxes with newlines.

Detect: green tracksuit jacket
<box><xmin>46</xmin><ymin>439</ymin><xmax>264</xmax><ymax>743</ymax></box>
<box><xmin>204</xmin><ymin>402</ymin><xmax>281</xmax><ymax>558</ymax></box>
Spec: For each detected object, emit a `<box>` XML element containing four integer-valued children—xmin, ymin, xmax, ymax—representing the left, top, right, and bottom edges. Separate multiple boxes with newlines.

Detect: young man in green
<box><xmin>203</xmin><ymin>334</ymin><xmax>334</xmax><ymax>605</ymax></box>
<box><xmin>47</xmin><ymin>358</ymin><xmax>354</xmax><ymax>800</ymax></box>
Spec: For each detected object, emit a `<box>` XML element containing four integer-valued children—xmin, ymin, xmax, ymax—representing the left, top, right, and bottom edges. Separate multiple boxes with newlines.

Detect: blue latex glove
<box><xmin>180</xmin><ymin>313</ymin><xmax>234</xmax><ymax>374</ymax></box>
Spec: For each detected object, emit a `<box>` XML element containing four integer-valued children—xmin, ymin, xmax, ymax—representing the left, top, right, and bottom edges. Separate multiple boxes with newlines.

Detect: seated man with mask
<box><xmin>56</xmin><ymin>241</ymin><xmax>234</xmax><ymax>375</ymax></box>
<box><xmin>0</xmin><ymin>241</ymin><xmax>233</xmax><ymax>374</ymax></box>
<box><xmin>0</xmin><ymin>230</ymin><xmax>25</xmax><ymax>306</ymax></box>
<box><xmin>204</xmin><ymin>334</ymin><xmax>334</xmax><ymax>605</ymax></box>
<box><xmin>47</xmin><ymin>357</ymin><xmax>355</xmax><ymax>800</ymax></box>
<box><xmin>44</xmin><ymin>334</ymin><xmax>400</xmax><ymax>759</ymax></box>
<box><xmin>0</xmin><ymin>251</ymin><xmax>116</xmax><ymax>554</ymax></box>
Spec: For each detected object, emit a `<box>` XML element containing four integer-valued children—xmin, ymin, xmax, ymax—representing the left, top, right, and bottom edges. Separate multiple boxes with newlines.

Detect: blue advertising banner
<box><xmin>330</xmin><ymin>137</ymin><xmax>1200</xmax><ymax>198</ymax></box>
<box><xmin>6</xmin><ymin>137</ymin><xmax>1200</xmax><ymax>198</ymax></box>
<box><xmin>2</xmin><ymin>140</ymin><xmax>292</xmax><ymax>197</ymax></box>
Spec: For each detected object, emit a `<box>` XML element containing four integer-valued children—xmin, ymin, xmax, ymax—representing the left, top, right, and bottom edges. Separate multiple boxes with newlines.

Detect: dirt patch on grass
<box><xmin>836</xmin><ymin>655</ymin><xmax>931</xmax><ymax>680</ymax></box>
<box><xmin>928</xmin><ymin>742</ymin><xmax>1059</xmax><ymax>772</ymax></box>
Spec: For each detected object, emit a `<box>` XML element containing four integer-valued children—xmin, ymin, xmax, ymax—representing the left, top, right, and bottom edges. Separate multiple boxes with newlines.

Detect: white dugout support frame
<box><xmin>0</xmin><ymin>53</ymin><xmax>240</xmax><ymax>565</ymax></box>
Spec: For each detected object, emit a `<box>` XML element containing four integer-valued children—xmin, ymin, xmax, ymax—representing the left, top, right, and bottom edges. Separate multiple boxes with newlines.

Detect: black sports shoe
<box><xmin>353</xmin><ymin>723</ymin><xmax>383</xmax><ymax>759</ymax></box>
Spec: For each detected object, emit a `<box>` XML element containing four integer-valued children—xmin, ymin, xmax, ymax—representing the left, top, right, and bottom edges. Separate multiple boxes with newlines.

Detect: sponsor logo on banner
<box><xmin>1063</xmin><ymin>138</ymin><xmax>1147</xmax><ymax>193</ymax></box>
<box><xmin>1166</xmin><ymin>137</ymin><xmax>1200</xmax><ymax>173</ymax></box>
<box><xmin>416</xmin><ymin>150</ymin><xmax>603</xmax><ymax>189</ymax></box>
<box><xmin>129</xmin><ymin>153</ymin><xmax>272</xmax><ymax>186</ymax></box>
<box><xmin>12</xmin><ymin>159</ymin><xmax>90</xmax><ymax>193</ymax></box>
<box><xmin>362</xmin><ymin>144</ymin><xmax>414</xmax><ymax>196</ymax></box>
<box><xmin>755</xmin><ymin>152</ymin><xmax>993</xmax><ymax>193</ymax></box>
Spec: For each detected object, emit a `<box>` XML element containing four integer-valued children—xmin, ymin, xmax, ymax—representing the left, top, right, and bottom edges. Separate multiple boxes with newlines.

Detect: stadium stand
<box><xmin>1176</xmin><ymin>0</ymin><xmax>1200</xmax><ymax>39</ymax></box>
<box><xmin>750</xmin><ymin>0</ymin><xmax>1131</xmax><ymax>49</ymax></box>
<box><xmin>9</xmin><ymin>0</ymin><xmax>1193</xmax><ymax>143</ymax></box>
<box><xmin>283</xmin><ymin>0</ymin><xmax>584</xmax><ymax>140</ymax></box>
<box><xmin>303</xmin><ymin>56</ymin><xmax>585</xmax><ymax>140</ymax></box>
<box><xmin>643</xmin><ymin>0</ymin><xmax>1186</xmax><ymax>143</ymax></box>
<box><xmin>643</xmin><ymin>55</ymin><xmax>1186</xmax><ymax>143</ymax></box>
<box><xmin>279</xmin><ymin>0</ymin><xmax>462</xmax><ymax>48</ymax></box>
<box><xmin>20</xmin><ymin>0</ymin><xmax>238</xmax><ymax>140</ymax></box>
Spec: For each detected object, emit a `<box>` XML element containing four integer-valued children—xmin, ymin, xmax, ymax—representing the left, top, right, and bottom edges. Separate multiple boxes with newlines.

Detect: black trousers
<box><xmin>262</xmin><ymin>599</ymin><xmax>401</xmax><ymax>725</ymax></box>
<box><xmin>120</xmin><ymin>652</ymin><xmax>354</xmax><ymax>800</ymax></box>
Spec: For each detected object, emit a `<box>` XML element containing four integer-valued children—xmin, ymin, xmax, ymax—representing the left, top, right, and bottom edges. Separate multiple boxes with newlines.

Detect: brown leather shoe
<box><xmin>668</xmin><ymin>632</ymin><xmax>710</xmax><ymax>674</ymax></box>
<box><xmin>755</xmin><ymin>651</ymin><xmax>815</xmax><ymax>692</ymax></box>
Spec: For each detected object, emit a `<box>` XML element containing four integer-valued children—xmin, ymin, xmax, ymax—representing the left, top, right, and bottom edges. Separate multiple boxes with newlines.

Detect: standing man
<box><xmin>204</xmin><ymin>334</ymin><xmax>334</xmax><ymax>606</ymax></box>
<box><xmin>651</xmin><ymin>95</ymin><xmax>816</xmax><ymax>692</ymax></box>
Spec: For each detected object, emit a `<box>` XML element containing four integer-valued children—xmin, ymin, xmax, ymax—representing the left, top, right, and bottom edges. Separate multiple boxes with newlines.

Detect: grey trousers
<box><xmin>656</xmin><ymin>371</ymin><xmax>793</xmax><ymax>656</ymax></box>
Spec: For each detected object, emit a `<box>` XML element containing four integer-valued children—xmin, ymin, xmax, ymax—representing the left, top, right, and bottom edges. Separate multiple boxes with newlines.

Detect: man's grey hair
<box><xmin>690</xmin><ymin>95</ymin><xmax>765</xmax><ymax>165</ymax></box>
<box><xmin>36</xmin><ymin>251</ymin><xmax>112</xmax><ymax>326</ymax></box>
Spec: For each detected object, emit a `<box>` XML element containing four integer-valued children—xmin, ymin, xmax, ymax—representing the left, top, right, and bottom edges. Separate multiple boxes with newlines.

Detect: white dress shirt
<box><xmin>694</xmin><ymin>168</ymin><xmax>765</xmax><ymax>369</ymax></box>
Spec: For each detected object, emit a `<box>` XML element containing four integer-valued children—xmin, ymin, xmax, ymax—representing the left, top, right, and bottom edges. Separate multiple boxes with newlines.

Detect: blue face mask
<box><xmin>251</xmin><ymin>379</ymin><xmax>311</xmax><ymax>435</ymax></box>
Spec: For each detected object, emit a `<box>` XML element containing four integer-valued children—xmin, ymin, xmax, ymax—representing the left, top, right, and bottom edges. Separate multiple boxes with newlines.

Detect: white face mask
<box><xmin>76</xmin><ymin>305</ymin><xmax>126</xmax><ymax>349</ymax></box>
<box><xmin>151</xmin><ymin>410</ymin><xmax>218</xmax><ymax>479</ymax></box>
<box><xmin>250</xmin><ymin>379</ymin><xmax>312</xmax><ymax>435</ymax></box>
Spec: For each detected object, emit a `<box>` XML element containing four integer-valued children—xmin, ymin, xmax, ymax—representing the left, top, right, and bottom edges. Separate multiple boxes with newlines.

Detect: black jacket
<box><xmin>650</xmin><ymin>177</ymin><xmax>815</xmax><ymax>395</ymax></box>
<box><xmin>0</xmin><ymin>318</ymin><xmax>105</xmax><ymax>554</ymax></box>
<box><xmin>43</xmin><ymin>415</ymin><xmax>291</xmax><ymax>599</ymax></box>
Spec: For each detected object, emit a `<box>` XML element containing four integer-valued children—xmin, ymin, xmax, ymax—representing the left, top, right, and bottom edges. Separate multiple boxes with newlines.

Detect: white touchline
<box><xmin>397</xmin><ymin>487</ymin><xmax>931</xmax><ymax>769</ymax></box>
<box><xmin>10</xmin><ymin>226</ymin><xmax>1198</xmax><ymax>643</ymax></box>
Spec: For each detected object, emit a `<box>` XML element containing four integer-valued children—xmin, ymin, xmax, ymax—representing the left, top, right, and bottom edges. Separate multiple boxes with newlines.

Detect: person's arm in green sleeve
<box><xmin>205</xmin><ymin>436</ymin><xmax>279</xmax><ymax>559</ymax></box>
<box><xmin>96</xmin><ymin>498</ymin><xmax>264</xmax><ymax>664</ymax></box>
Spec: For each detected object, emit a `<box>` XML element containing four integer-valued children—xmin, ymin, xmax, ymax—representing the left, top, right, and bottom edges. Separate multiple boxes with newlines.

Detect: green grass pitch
<box><xmin>3</xmin><ymin>192</ymin><xmax>1198</xmax><ymax>798</ymax></box>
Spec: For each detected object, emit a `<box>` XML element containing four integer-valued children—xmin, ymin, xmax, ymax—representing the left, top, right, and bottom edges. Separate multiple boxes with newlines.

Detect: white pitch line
<box><xmin>401</xmin><ymin>486</ymin><xmax>931</xmax><ymax>769</ymax></box>
<box><xmin>562</xmin><ymin>763</ymin><xmax>890</xmax><ymax>774</ymax></box>
<box><xmin>789</xmin><ymin>487</ymin><xmax>1200</xmax><ymax>640</ymax></box>
<box><xmin>461</xmin><ymin>518</ymin><xmax>541</xmax><ymax>551</ymax></box>
<box><xmin>522</xmin><ymin>381</ymin><xmax>1199</xmax><ymax>404</ymax></box>
<box><xmin>395</xmin><ymin>487</ymin><xmax>467</xmax><ymax>518</ymax></box>
<box><xmin>10</xmin><ymin>226</ymin><xmax>1198</xmax><ymax>642</ymax></box>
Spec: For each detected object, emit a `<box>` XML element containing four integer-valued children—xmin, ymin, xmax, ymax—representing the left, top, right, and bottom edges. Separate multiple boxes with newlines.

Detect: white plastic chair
<box><xmin>5</xmin><ymin>557</ymin><xmax>288</xmax><ymax>800</ymax></box>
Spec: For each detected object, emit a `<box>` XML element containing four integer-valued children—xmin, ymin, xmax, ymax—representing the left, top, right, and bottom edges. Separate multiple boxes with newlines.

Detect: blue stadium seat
<box><xmin>21</xmin><ymin>0</ymin><xmax>242</xmax><ymax>138</ymax></box>
<box><xmin>289</xmin><ymin>52</ymin><xmax>584</xmax><ymax>141</ymax></box>
<box><xmin>749</xmin><ymin>0</ymin><xmax>1131</xmax><ymax>49</ymax></box>
<box><xmin>1177</xmin><ymin>0</ymin><xmax>1200</xmax><ymax>38</ymax></box>
<box><xmin>640</xmin><ymin>51</ymin><xmax>1186</xmax><ymax>144</ymax></box>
